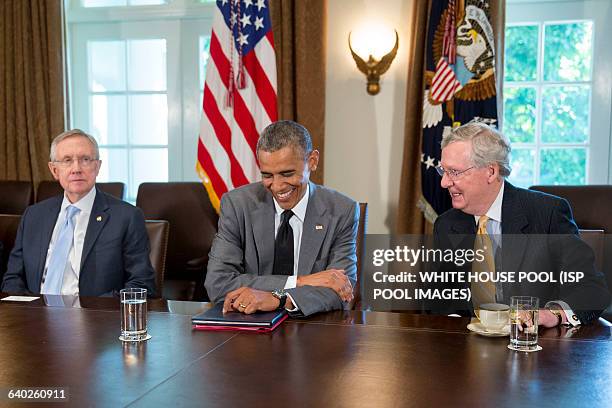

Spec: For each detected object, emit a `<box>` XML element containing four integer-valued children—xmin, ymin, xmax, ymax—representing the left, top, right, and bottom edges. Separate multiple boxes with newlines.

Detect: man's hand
<box><xmin>539</xmin><ymin>308</ymin><xmax>563</xmax><ymax>328</ymax></box>
<box><xmin>297</xmin><ymin>269</ymin><xmax>353</xmax><ymax>302</ymax></box>
<box><xmin>223</xmin><ymin>287</ymin><xmax>281</xmax><ymax>314</ymax></box>
<box><xmin>515</xmin><ymin>308</ymin><xmax>560</xmax><ymax>330</ymax></box>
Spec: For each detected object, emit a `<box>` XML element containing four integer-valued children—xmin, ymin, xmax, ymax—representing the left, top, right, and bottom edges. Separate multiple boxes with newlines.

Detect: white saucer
<box><xmin>508</xmin><ymin>344</ymin><xmax>542</xmax><ymax>352</ymax></box>
<box><xmin>467</xmin><ymin>322</ymin><xmax>510</xmax><ymax>337</ymax></box>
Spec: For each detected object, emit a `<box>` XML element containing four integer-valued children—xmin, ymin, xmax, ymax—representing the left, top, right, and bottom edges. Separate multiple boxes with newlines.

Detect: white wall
<box><xmin>325</xmin><ymin>0</ymin><xmax>415</xmax><ymax>234</ymax></box>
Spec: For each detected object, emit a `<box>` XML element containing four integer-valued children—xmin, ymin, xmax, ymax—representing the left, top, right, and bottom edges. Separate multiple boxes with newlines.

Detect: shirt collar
<box><xmin>273</xmin><ymin>183</ymin><xmax>309</xmax><ymax>223</ymax></box>
<box><xmin>61</xmin><ymin>186</ymin><xmax>97</xmax><ymax>215</ymax></box>
<box><xmin>474</xmin><ymin>181</ymin><xmax>504</xmax><ymax>225</ymax></box>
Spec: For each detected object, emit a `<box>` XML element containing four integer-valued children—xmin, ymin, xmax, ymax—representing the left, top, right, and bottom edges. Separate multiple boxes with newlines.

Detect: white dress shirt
<box><xmin>473</xmin><ymin>181</ymin><xmax>503</xmax><ymax>242</ymax></box>
<box><xmin>42</xmin><ymin>187</ymin><xmax>96</xmax><ymax>296</ymax></box>
<box><xmin>273</xmin><ymin>183</ymin><xmax>309</xmax><ymax>290</ymax></box>
<box><xmin>272</xmin><ymin>184</ymin><xmax>310</xmax><ymax>311</ymax></box>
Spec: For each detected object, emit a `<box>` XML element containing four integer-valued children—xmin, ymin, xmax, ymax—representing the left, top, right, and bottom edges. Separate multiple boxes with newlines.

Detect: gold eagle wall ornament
<box><xmin>349</xmin><ymin>30</ymin><xmax>399</xmax><ymax>95</ymax></box>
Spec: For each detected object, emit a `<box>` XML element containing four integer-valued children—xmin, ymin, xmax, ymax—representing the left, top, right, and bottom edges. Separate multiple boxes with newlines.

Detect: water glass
<box><xmin>509</xmin><ymin>296</ymin><xmax>539</xmax><ymax>351</ymax></box>
<box><xmin>120</xmin><ymin>288</ymin><xmax>149</xmax><ymax>342</ymax></box>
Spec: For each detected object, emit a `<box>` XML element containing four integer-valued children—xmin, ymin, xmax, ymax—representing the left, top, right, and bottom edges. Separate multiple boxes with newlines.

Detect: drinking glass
<box><xmin>120</xmin><ymin>288</ymin><xmax>150</xmax><ymax>342</ymax></box>
<box><xmin>509</xmin><ymin>296</ymin><xmax>539</xmax><ymax>351</ymax></box>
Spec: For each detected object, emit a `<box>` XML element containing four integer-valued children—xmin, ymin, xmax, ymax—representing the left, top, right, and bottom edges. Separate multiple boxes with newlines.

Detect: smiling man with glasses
<box><xmin>430</xmin><ymin>122</ymin><xmax>610</xmax><ymax>327</ymax></box>
<box><xmin>2</xmin><ymin>129</ymin><xmax>155</xmax><ymax>298</ymax></box>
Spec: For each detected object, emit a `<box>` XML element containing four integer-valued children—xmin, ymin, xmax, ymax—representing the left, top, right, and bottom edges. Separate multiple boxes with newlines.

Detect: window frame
<box><xmin>65</xmin><ymin>0</ymin><xmax>214</xmax><ymax>200</ymax></box>
<box><xmin>505</xmin><ymin>0</ymin><xmax>612</xmax><ymax>185</ymax></box>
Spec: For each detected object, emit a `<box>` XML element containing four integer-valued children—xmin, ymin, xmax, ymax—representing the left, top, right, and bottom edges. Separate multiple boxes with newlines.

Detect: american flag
<box><xmin>430</xmin><ymin>58</ymin><xmax>462</xmax><ymax>103</ymax></box>
<box><xmin>419</xmin><ymin>0</ymin><xmax>498</xmax><ymax>222</ymax></box>
<box><xmin>197</xmin><ymin>0</ymin><xmax>278</xmax><ymax>212</ymax></box>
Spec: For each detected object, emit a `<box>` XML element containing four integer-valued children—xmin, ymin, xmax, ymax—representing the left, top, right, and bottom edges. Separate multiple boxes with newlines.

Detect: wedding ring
<box><xmin>239</xmin><ymin>303</ymin><xmax>247</xmax><ymax>309</ymax></box>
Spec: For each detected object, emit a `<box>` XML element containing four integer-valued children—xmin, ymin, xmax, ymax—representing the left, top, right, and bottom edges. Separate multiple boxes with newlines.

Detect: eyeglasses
<box><xmin>52</xmin><ymin>156</ymin><xmax>98</xmax><ymax>168</ymax></box>
<box><xmin>435</xmin><ymin>165</ymin><xmax>474</xmax><ymax>180</ymax></box>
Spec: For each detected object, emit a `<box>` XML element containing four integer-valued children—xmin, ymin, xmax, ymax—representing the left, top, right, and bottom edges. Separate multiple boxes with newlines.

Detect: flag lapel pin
<box><xmin>315</xmin><ymin>225</ymin><xmax>323</xmax><ymax>230</ymax></box>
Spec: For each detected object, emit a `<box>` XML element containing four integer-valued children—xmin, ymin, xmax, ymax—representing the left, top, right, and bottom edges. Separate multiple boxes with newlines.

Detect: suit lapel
<box><xmin>80</xmin><ymin>190</ymin><xmax>110</xmax><ymax>270</ymax></box>
<box><xmin>251</xmin><ymin>189</ymin><xmax>275</xmax><ymax>275</ymax></box>
<box><xmin>501</xmin><ymin>182</ymin><xmax>530</xmax><ymax>274</ymax></box>
<box><xmin>298</xmin><ymin>183</ymin><xmax>330</xmax><ymax>275</ymax></box>
<box><xmin>35</xmin><ymin>196</ymin><xmax>63</xmax><ymax>291</ymax></box>
<box><xmin>449</xmin><ymin>212</ymin><xmax>476</xmax><ymax>250</ymax></box>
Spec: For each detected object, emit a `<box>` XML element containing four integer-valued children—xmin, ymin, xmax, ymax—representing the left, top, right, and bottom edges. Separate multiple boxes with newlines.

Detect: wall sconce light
<box><xmin>348</xmin><ymin>26</ymin><xmax>399</xmax><ymax>95</ymax></box>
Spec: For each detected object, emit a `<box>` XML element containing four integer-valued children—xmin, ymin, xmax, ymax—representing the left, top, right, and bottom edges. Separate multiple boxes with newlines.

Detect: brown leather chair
<box><xmin>530</xmin><ymin>185</ymin><xmax>612</xmax><ymax>321</ymax></box>
<box><xmin>145</xmin><ymin>220</ymin><xmax>169</xmax><ymax>299</ymax></box>
<box><xmin>36</xmin><ymin>181</ymin><xmax>125</xmax><ymax>202</ymax></box>
<box><xmin>351</xmin><ymin>202</ymin><xmax>368</xmax><ymax>310</ymax></box>
<box><xmin>0</xmin><ymin>214</ymin><xmax>22</xmax><ymax>282</ymax></box>
<box><xmin>0</xmin><ymin>181</ymin><xmax>33</xmax><ymax>214</ymax></box>
<box><xmin>136</xmin><ymin>183</ymin><xmax>218</xmax><ymax>301</ymax></box>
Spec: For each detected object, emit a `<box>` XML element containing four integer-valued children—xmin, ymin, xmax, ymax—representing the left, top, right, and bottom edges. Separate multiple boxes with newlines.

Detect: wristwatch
<box><xmin>547</xmin><ymin>306</ymin><xmax>564</xmax><ymax>326</ymax></box>
<box><xmin>271</xmin><ymin>289</ymin><xmax>288</xmax><ymax>309</ymax></box>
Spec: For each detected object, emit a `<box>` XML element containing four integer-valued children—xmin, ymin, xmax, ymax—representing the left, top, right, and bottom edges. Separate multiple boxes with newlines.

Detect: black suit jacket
<box><xmin>1</xmin><ymin>188</ymin><xmax>156</xmax><ymax>297</ymax></box>
<box><xmin>432</xmin><ymin>182</ymin><xmax>610</xmax><ymax>323</ymax></box>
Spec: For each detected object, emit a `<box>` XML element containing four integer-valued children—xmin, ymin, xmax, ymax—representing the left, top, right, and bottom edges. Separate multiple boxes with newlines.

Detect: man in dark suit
<box><xmin>205</xmin><ymin>120</ymin><xmax>358</xmax><ymax>317</ymax></box>
<box><xmin>432</xmin><ymin>122</ymin><xmax>610</xmax><ymax>326</ymax></box>
<box><xmin>2</xmin><ymin>129</ymin><xmax>155</xmax><ymax>297</ymax></box>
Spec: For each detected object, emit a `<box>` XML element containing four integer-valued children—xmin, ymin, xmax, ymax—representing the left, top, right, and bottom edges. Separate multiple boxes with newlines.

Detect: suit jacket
<box><xmin>205</xmin><ymin>181</ymin><xmax>359</xmax><ymax>317</ymax></box>
<box><xmin>432</xmin><ymin>181</ymin><xmax>610</xmax><ymax>323</ymax></box>
<box><xmin>1</xmin><ymin>188</ymin><xmax>156</xmax><ymax>297</ymax></box>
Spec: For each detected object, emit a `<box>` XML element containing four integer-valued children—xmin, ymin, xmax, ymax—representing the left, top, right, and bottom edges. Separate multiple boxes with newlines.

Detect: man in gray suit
<box><xmin>205</xmin><ymin>120</ymin><xmax>358</xmax><ymax>317</ymax></box>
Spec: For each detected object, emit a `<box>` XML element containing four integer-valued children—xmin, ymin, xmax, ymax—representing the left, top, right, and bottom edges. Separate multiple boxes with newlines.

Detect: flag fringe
<box><xmin>417</xmin><ymin>196</ymin><xmax>439</xmax><ymax>224</ymax></box>
<box><xmin>196</xmin><ymin>162</ymin><xmax>221</xmax><ymax>214</ymax></box>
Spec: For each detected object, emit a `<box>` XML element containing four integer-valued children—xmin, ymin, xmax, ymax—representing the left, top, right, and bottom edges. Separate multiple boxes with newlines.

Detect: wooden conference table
<box><xmin>0</xmin><ymin>294</ymin><xmax>610</xmax><ymax>407</ymax></box>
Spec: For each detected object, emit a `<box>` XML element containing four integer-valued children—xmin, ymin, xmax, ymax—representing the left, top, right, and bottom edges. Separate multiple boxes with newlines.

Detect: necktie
<box><xmin>471</xmin><ymin>215</ymin><xmax>496</xmax><ymax>310</ymax></box>
<box><xmin>42</xmin><ymin>205</ymin><xmax>81</xmax><ymax>295</ymax></box>
<box><xmin>273</xmin><ymin>210</ymin><xmax>294</xmax><ymax>276</ymax></box>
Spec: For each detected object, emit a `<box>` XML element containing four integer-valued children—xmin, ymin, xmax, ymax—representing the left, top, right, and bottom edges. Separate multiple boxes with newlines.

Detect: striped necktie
<box><xmin>471</xmin><ymin>215</ymin><xmax>496</xmax><ymax>310</ymax></box>
<box><xmin>41</xmin><ymin>205</ymin><xmax>81</xmax><ymax>295</ymax></box>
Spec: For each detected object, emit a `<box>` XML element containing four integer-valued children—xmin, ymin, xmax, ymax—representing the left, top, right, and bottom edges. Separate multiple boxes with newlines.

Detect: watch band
<box><xmin>272</xmin><ymin>289</ymin><xmax>287</xmax><ymax>309</ymax></box>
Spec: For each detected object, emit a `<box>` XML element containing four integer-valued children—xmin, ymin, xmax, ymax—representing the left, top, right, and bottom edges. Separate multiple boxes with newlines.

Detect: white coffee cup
<box><xmin>477</xmin><ymin>303</ymin><xmax>510</xmax><ymax>331</ymax></box>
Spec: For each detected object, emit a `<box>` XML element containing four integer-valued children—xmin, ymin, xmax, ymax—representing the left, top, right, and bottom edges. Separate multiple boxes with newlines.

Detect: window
<box><xmin>503</xmin><ymin>0</ymin><xmax>612</xmax><ymax>187</ymax></box>
<box><xmin>66</xmin><ymin>0</ymin><xmax>215</xmax><ymax>201</ymax></box>
<box><xmin>199</xmin><ymin>35</ymin><xmax>212</xmax><ymax>108</ymax></box>
<box><xmin>82</xmin><ymin>0</ymin><xmax>167</xmax><ymax>7</ymax></box>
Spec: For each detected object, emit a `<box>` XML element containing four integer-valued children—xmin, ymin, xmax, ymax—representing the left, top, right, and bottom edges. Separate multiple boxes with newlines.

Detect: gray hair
<box><xmin>256</xmin><ymin>120</ymin><xmax>313</xmax><ymax>158</ymax></box>
<box><xmin>50</xmin><ymin>129</ymin><xmax>100</xmax><ymax>161</ymax></box>
<box><xmin>441</xmin><ymin>122</ymin><xmax>512</xmax><ymax>177</ymax></box>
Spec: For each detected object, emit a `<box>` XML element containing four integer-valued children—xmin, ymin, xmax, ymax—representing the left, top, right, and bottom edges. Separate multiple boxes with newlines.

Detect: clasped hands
<box><xmin>515</xmin><ymin>308</ymin><xmax>563</xmax><ymax>330</ymax></box>
<box><xmin>223</xmin><ymin>269</ymin><xmax>353</xmax><ymax>314</ymax></box>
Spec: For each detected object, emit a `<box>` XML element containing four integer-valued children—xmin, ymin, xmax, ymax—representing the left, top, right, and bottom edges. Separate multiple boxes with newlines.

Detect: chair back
<box><xmin>579</xmin><ymin>229</ymin><xmax>604</xmax><ymax>272</ymax></box>
<box><xmin>145</xmin><ymin>220</ymin><xmax>169</xmax><ymax>298</ymax></box>
<box><xmin>530</xmin><ymin>185</ymin><xmax>612</xmax><ymax>321</ymax></box>
<box><xmin>136</xmin><ymin>182</ymin><xmax>218</xmax><ymax>300</ymax></box>
<box><xmin>0</xmin><ymin>214</ymin><xmax>22</xmax><ymax>281</ymax></box>
<box><xmin>0</xmin><ymin>181</ymin><xmax>33</xmax><ymax>214</ymax></box>
<box><xmin>351</xmin><ymin>202</ymin><xmax>368</xmax><ymax>309</ymax></box>
<box><xmin>529</xmin><ymin>185</ymin><xmax>612</xmax><ymax>232</ymax></box>
<box><xmin>37</xmin><ymin>181</ymin><xmax>125</xmax><ymax>202</ymax></box>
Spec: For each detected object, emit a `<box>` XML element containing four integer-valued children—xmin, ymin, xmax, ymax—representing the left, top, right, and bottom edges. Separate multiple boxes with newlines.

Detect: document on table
<box><xmin>1</xmin><ymin>296</ymin><xmax>40</xmax><ymax>302</ymax></box>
